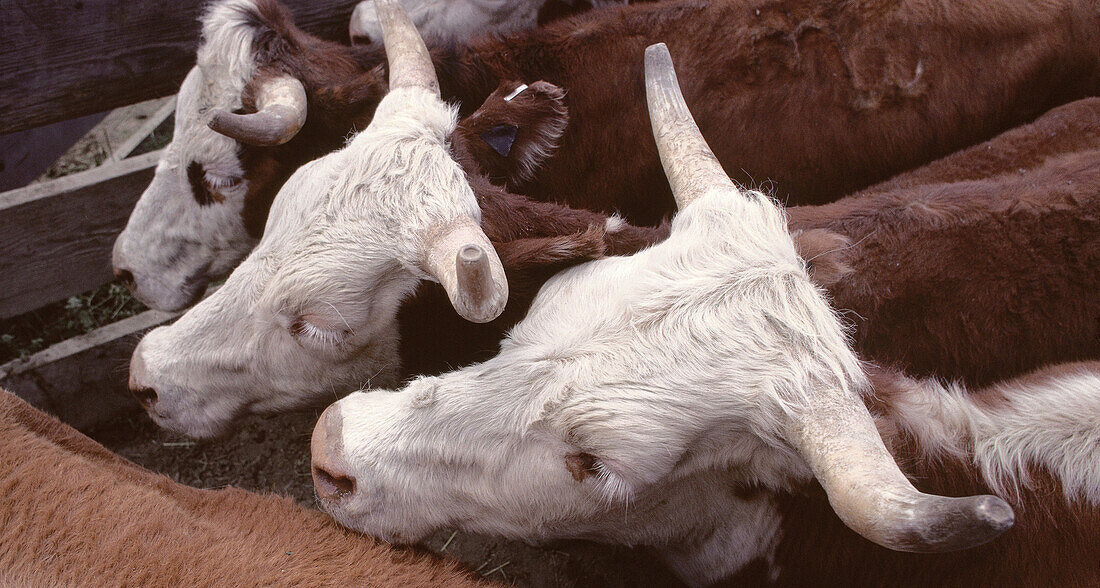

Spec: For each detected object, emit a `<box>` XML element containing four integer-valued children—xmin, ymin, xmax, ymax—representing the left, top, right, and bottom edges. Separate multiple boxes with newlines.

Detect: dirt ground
<box><xmin>87</xmin><ymin>407</ymin><xmax>686</xmax><ymax>587</ymax></box>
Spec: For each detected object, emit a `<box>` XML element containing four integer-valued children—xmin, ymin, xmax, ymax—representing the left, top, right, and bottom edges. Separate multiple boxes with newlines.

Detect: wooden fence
<box><xmin>0</xmin><ymin>0</ymin><xmax>358</xmax><ymax>429</ymax></box>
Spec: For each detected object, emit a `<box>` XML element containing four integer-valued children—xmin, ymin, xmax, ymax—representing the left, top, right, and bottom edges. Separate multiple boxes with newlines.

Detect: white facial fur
<box><xmin>317</xmin><ymin>187</ymin><xmax>862</xmax><ymax>583</ymax></box>
<box><xmin>131</xmin><ymin>83</ymin><xmax>487</xmax><ymax>439</ymax></box>
<box><xmin>351</xmin><ymin>0</ymin><xmax>544</xmax><ymax>45</ymax></box>
<box><xmin>113</xmin><ymin>1</ymin><xmax>265</xmax><ymax>311</ymax></box>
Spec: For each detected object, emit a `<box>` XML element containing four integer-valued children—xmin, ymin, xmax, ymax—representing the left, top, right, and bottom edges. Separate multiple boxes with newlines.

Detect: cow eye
<box><xmin>289</xmin><ymin>317</ymin><xmax>352</xmax><ymax>349</ymax></box>
<box><xmin>203</xmin><ymin>171</ymin><xmax>241</xmax><ymax>190</ymax></box>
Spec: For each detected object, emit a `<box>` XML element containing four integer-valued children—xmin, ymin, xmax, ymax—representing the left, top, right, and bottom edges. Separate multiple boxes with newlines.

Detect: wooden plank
<box><xmin>34</xmin><ymin>96</ymin><xmax>172</xmax><ymax>182</ymax></box>
<box><xmin>0</xmin><ymin>0</ymin><xmax>357</xmax><ymax>134</ymax></box>
<box><xmin>0</xmin><ymin>307</ymin><xmax>179</xmax><ymax>431</ymax></box>
<box><xmin>110</xmin><ymin>96</ymin><xmax>177</xmax><ymax>161</ymax></box>
<box><xmin>0</xmin><ymin>149</ymin><xmax>163</xmax><ymax>319</ymax></box>
<box><xmin>0</xmin><ymin>111</ymin><xmax>106</xmax><ymax>191</ymax></box>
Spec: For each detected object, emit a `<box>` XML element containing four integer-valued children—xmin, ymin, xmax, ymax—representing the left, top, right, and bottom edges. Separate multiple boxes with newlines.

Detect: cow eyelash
<box><xmin>290</xmin><ymin>319</ymin><xmax>351</xmax><ymax>348</ymax></box>
<box><xmin>203</xmin><ymin>172</ymin><xmax>241</xmax><ymax>190</ymax></box>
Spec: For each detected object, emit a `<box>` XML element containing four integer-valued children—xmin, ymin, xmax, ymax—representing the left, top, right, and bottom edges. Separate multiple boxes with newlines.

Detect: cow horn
<box><xmin>421</xmin><ymin>217</ymin><xmax>508</xmax><ymax>323</ymax></box>
<box><xmin>644</xmin><ymin>43</ymin><xmax>738</xmax><ymax>210</ymax></box>
<box><xmin>374</xmin><ymin>0</ymin><xmax>439</xmax><ymax>95</ymax></box>
<box><xmin>792</xmin><ymin>385</ymin><xmax>1014</xmax><ymax>552</ymax></box>
<box><xmin>644</xmin><ymin>41</ymin><xmax>1014</xmax><ymax>552</ymax></box>
<box><xmin>208</xmin><ymin>76</ymin><xmax>307</xmax><ymax>146</ymax></box>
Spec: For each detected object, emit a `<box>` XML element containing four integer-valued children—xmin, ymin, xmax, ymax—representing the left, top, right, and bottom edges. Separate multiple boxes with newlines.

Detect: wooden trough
<box><xmin>0</xmin><ymin>0</ymin><xmax>358</xmax><ymax>430</ymax></box>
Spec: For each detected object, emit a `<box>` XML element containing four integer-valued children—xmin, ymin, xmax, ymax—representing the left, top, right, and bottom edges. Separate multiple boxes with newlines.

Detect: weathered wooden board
<box><xmin>0</xmin><ymin>111</ymin><xmax>106</xmax><ymax>191</ymax></box>
<box><xmin>0</xmin><ymin>0</ymin><xmax>357</xmax><ymax>134</ymax></box>
<box><xmin>0</xmin><ymin>307</ymin><xmax>178</xmax><ymax>431</ymax></box>
<box><xmin>110</xmin><ymin>96</ymin><xmax>177</xmax><ymax>162</ymax></box>
<box><xmin>0</xmin><ymin>149</ymin><xmax>162</xmax><ymax>319</ymax></box>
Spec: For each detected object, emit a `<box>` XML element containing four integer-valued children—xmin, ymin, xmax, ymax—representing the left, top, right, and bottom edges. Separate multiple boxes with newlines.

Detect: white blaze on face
<box><xmin>350</xmin><ymin>0</ymin><xmax>545</xmax><ymax>44</ymax></box>
<box><xmin>130</xmin><ymin>82</ymin><xmax>488</xmax><ymax>439</ymax></box>
<box><xmin>113</xmin><ymin>68</ymin><xmax>258</xmax><ymax>310</ymax></box>
<box><xmin>113</xmin><ymin>2</ymin><xmax>265</xmax><ymax>311</ymax></box>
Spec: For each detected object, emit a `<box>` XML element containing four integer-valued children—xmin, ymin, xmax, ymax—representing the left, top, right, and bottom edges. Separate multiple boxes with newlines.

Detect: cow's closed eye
<box><xmin>187</xmin><ymin>162</ymin><xmax>238</xmax><ymax>206</ymax></box>
<box><xmin>289</xmin><ymin>317</ymin><xmax>353</xmax><ymax>350</ymax></box>
<box><xmin>203</xmin><ymin>171</ymin><xmax>241</xmax><ymax>190</ymax></box>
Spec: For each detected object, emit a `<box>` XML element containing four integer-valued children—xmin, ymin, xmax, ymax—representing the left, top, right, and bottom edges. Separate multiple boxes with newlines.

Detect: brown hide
<box><xmin>451</xmin><ymin>0</ymin><xmax>1099</xmax><ymax>224</ymax></box>
<box><xmin>719</xmin><ymin>364</ymin><xmax>1100</xmax><ymax>587</ymax></box>
<box><xmin>222</xmin><ymin>0</ymin><xmax>1099</xmax><ymax>232</ymax></box>
<box><xmin>535</xmin><ymin>0</ymin><xmax>658</xmax><ymax>27</ymax></box>
<box><xmin>0</xmin><ymin>389</ymin><xmax>487</xmax><ymax>587</ymax></box>
<box><xmin>788</xmin><ymin>98</ymin><xmax>1100</xmax><ymax>386</ymax></box>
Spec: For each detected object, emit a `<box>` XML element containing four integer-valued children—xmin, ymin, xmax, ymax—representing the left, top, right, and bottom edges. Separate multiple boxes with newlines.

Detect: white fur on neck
<box><xmin>882</xmin><ymin>363</ymin><xmax>1100</xmax><ymax>505</ymax></box>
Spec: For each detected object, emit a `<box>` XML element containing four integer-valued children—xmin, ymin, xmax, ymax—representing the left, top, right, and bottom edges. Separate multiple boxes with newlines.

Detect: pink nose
<box><xmin>113</xmin><ymin>267</ymin><xmax>136</xmax><ymax>289</ymax></box>
<box><xmin>128</xmin><ymin>344</ymin><xmax>157</xmax><ymax>409</ymax></box>
<box><xmin>311</xmin><ymin>404</ymin><xmax>356</xmax><ymax>500</ymax></box>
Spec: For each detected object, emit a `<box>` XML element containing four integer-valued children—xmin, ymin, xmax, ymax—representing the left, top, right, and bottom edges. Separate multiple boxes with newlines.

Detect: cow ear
<box><xmin>791</xmin><ymin>228</ymin><xmax>854</xmax><ymax>287</ymax></box>
<box><xmin>457</xmin><ymin>80</ymin><xmax>568</xmax><ymax>187</ymax></box>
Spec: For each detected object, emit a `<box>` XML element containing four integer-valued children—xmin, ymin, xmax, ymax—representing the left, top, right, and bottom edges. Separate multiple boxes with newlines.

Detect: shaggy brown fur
<box><xmin>0</xmin><ymin>389</ymin><xmax>488</xmax><ymax>587</ymax></box>
<box><xmin>788</xmin><ymin>98</ymin><xmax>1100</xmax><ymax>386</ymax></box>
<box><xmin>534</xmin><ymin>0</ymin><xmax>658</xmax><ymax>28</ymax></box>
<box><xmin>718</xmin><ymin>363</ymin><xmax>1100</xmax><ymax>587</ymax></box>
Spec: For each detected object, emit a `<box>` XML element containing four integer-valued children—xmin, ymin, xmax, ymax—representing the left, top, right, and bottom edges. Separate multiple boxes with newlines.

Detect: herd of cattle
<box><xmin>5</xmin><ymin>0</ymin><xmax>1098</xmax><ymax>585</ymax></box>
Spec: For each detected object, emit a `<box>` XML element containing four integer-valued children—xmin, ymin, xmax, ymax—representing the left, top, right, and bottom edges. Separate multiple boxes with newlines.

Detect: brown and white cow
<box><xmin>126</xmin><ymin>0</ymin><xmax>665</xmax><ymax>438</ymax></box>
<box><xmin>128</xmin><ymin>0</ymin><xmax>1100</xmax><ymax>438</ymax></box>
<box><xmin>0</xmin><ymin>388</ymin><xmax>488</xmax><ymax>587</ymax></box>
<box><xmin>113</xmin><ymin>0</ymin><xmax>1100</xmax><ymax>310</ymax></box>
<box><xmin>310</xmin><ymin>49</ymin><xmax>1099</xmax><ymax>585</ymax></box>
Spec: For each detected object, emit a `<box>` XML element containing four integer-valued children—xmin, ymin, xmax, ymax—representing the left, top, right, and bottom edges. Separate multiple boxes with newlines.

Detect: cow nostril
<box><xmin>131</xmin><ymin>387</ymin><xmax>157</xmax><ymax>408</ymax></box>
<box><xmin>113</xmin><ymin>268</ymin><xmax>135</xmax><ymax>288</ymax></box>
<box><xmin>313</xmin><ymin>464</ymin><xmax>356</xmax><ymax>500</ymax></box>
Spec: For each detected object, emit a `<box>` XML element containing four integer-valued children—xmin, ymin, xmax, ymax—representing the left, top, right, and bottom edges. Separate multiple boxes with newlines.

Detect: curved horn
<box><xmin>422</xmin><ymin>217</ymin><xmax>508</xmax><ymax>323</ymax></box>
<box><xmin>792</xmin><ymin>384</ymin><xmax>1014</xmax><ymax>552</ymax></box>
<box><xmin>208</xmin><ymin>76</ymin><xmax>307</xmax><ymax>146</ymax></box>
<box><xmin>374</xmin><ymin>0</ymin><xmax>439</xmax><ymax>95</ymax></box>
<box><xmin>643</xmin><ymin>41</ymin><xmax>1014</xmax><ymax>551</ymax></box>
<box><xmin>644</xmin><ymin>43</ymin><xmax>737</xmax><ymax>209</ymax></box>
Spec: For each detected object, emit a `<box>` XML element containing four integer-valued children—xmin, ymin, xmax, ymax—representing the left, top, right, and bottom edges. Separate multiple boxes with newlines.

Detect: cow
<box><xmin>127</xmin><ymin>1</ymin><xmax>1100</xmax><ymax>439</ymax></box>
<box><xmin>349</xmin><ymin>0</ymin><xmax>634</xmax><ymax>45</ymax></box>
<box><xmin>112</xmin><ymin>0</ymin><xmax>1100</xmax><ymax>311</ymax></box>
<box><xmin>308</xmin><ymin>48</ymin><xmax>1099</xmax><ymax>585</ymax></box>
<box><xmin>0</xmin><ymin>388</ymin><xmax>487</xmax><ymax>587</ymax></box>
<box><xmin>126</xmin><ymin>0</ymin><xmax>661</xmax><ymax>439</ymax></box>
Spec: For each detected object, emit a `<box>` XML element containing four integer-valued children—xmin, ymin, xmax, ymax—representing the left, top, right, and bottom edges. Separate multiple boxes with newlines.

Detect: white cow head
<box><xmin>310</xmin><ymin>43</ymin><xmax>1014</xmax><ymax>585</ymax></box>
<box><xmin>112</xmin><ymin>0</ymin><xmax>318</xmax><ymax>311</ymax></box>
<box><xmin>128</xmin><ymin>0</ymin><xmax>509</xmax><ymax>439</ymax></box>
<box><xmin>350</xmin><ymin>0</ymin><xmax>544</xmax><ymax>45</ymax></box>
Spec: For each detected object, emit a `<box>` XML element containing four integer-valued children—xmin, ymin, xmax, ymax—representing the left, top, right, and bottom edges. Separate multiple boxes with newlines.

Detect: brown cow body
<box><xmin>789</xmin><ymin>98</ymin><xmax>1100</xmax><ymax>386</ymax></box>
<box><xmin>0</xmin><ymin>389</ymin><xmax>486</xmax><ymax>587</ymax></box>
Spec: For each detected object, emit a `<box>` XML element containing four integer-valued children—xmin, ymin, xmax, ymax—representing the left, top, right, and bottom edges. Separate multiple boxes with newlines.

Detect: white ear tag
<box><xmin>503</xmin><ymin>84</ymin><xmax>529</xmax><ymax>102</ymax></box>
